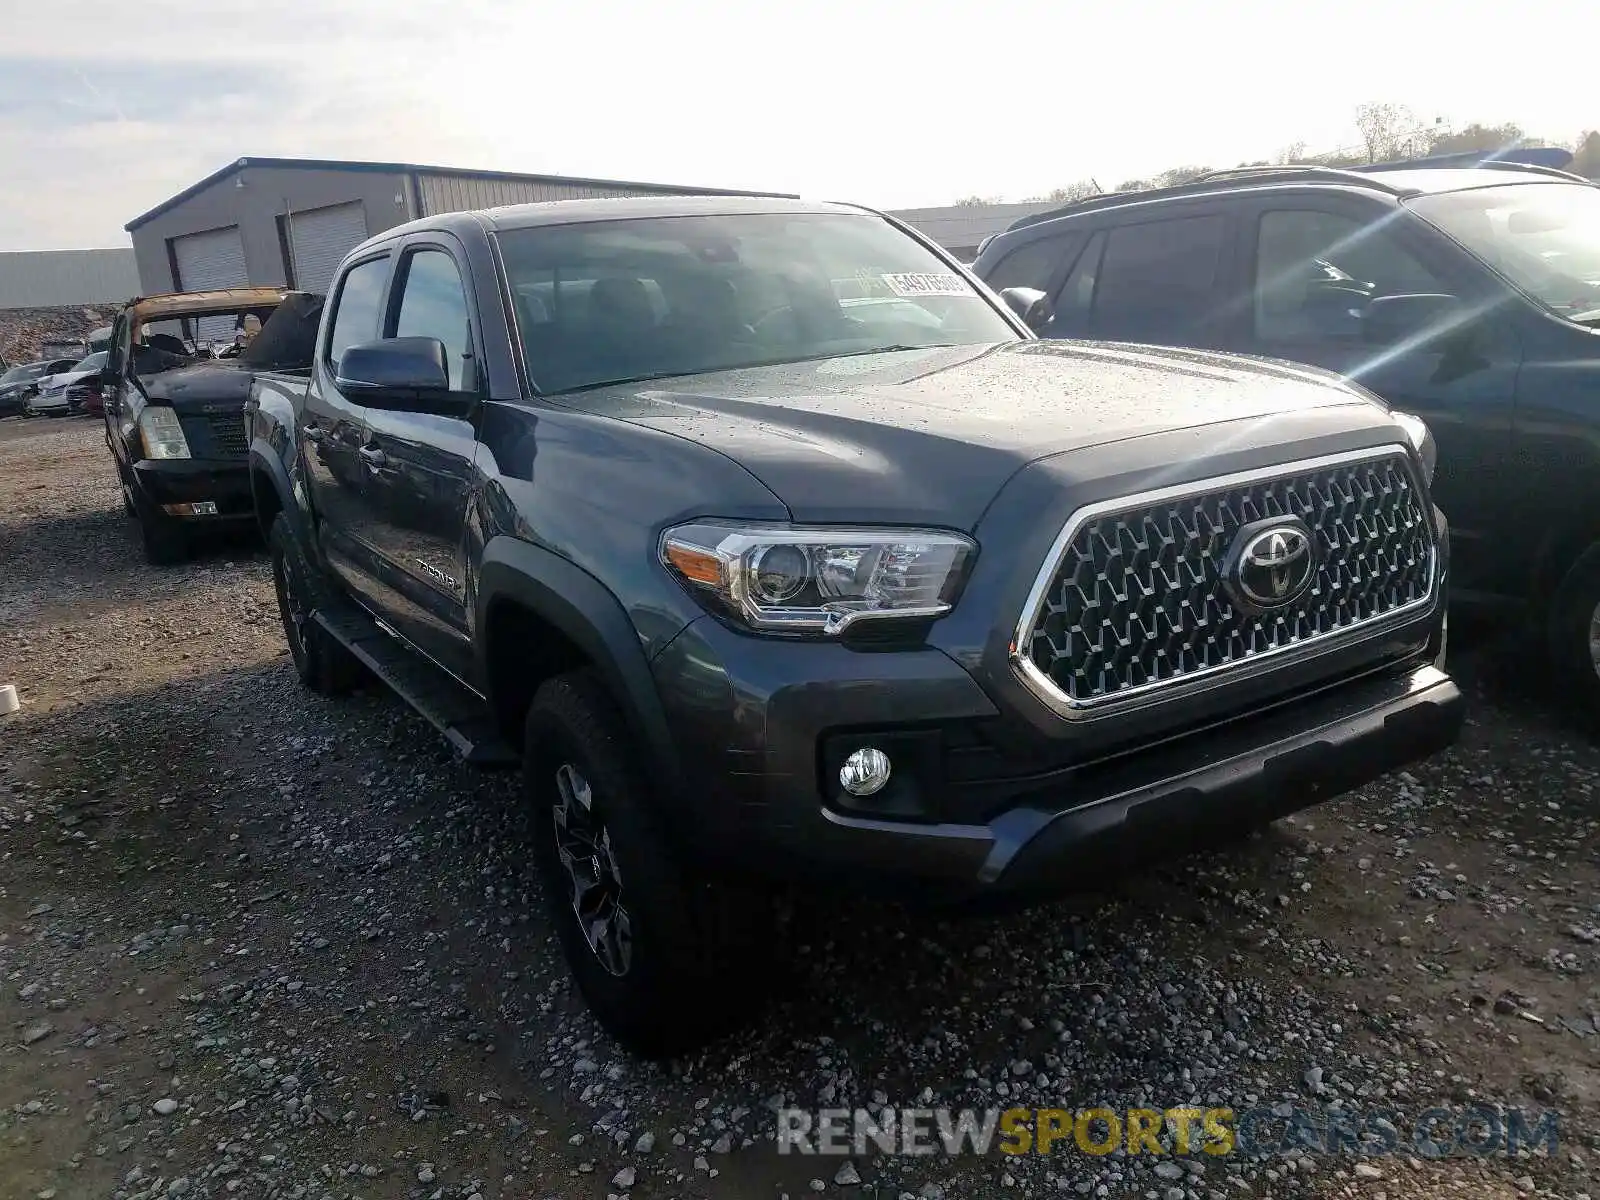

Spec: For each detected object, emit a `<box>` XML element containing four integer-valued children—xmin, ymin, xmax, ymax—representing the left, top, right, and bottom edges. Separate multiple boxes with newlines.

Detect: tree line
<box><xmin>955</xmin><ymin>105</ymin><xmax>1600</xmax><ymax>207</ymax></box>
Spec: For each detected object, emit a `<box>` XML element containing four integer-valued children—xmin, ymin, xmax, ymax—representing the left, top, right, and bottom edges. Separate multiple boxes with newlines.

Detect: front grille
<box><xmin>207</xmin><ymin>414</ymin><xmax>248</xmax><ymax>458</ymax></box>
<box><xmin>1017</xmin><ymin>448</ymin><xmax>1436</xmax><ymax>713</ymax></box>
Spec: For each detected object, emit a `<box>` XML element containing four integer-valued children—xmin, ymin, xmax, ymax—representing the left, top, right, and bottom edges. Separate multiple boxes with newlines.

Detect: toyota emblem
<box><xmin>1225</xmin><ymin>518</ymin><xmax>1316</xmax><ymax>611</ymax></box>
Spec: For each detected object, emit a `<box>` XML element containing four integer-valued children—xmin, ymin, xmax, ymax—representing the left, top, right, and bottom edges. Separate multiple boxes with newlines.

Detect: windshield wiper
<box><xmin>1565</xmin><ymin>308</ymin><xmax>1600</xmax><ymax>326</ymax></box>
<box><xmin>548</xmin><ymin>369</ymin><xmax>705</xmax><ymax>396</ymax></box>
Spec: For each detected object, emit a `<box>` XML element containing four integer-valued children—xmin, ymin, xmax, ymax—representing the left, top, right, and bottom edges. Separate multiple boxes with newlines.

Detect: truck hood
<box><xmin>566</xmin><ymin>340</ymin><xmax>1381</xmax><ymax>526</ymax></box>
<box><xmin>144</xmin><ymin>360</ymin><xmax>256</xmax><ymax>411</ymax></box>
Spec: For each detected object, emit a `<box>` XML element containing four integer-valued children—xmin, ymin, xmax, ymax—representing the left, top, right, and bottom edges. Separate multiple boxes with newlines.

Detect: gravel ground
<box><xmin>1</xmin><ymin>418</ymin><xmax>1596</xmax><ymax>1200</ymax></box>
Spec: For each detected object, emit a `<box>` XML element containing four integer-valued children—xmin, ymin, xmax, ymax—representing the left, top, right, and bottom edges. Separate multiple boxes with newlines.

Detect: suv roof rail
<box><xmin>1354</xmin><ymin>154</ymin><xmax>1590</xmax><ymax>183</ymax></box>
<box><xmin>1193</xmin><ymin>164</ymin><xmax>1408</xmax><ymax>191</ymax></box>
<box><xmin>1000</xmin><ymin>169</ymin><xmax>1411</xmax><ymax>235</ymax></box>
<box><xmin>1003</xmin><ymin>189</ymin><xmax>1149</xmax><ymax>232</ymax></box>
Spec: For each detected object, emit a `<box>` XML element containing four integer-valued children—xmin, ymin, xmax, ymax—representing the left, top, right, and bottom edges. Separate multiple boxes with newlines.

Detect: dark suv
<box><xmin>248</xmin><ymin>195</ymin><xmax>1460</xmax><ymax>1055</ymax></box>
<box><xmin>973</xmin><ymin>158</ymin><xmax>1600</xmax><ymax>711</ymax></box>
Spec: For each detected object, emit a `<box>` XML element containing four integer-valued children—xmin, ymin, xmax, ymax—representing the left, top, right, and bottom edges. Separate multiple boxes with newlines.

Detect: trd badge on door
<box><xmin>415</xmin><ymin>558</ymin><xmax>458</xmax><ymax>590</ymax></box>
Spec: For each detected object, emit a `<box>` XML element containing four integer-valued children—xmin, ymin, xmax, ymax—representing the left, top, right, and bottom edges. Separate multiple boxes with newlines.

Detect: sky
<box><xmin>2</xmin><ymin>0</ymin><xmax>1597</xmax><ymax>251</ymax></box>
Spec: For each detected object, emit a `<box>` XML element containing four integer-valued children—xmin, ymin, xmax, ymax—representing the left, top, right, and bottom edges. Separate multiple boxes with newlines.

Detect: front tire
<box><xmin>135</xmin><ymin>499</ymin><xmax>188</xmax><ymax>566</ymax></box>
<box><xmin>268</xmin><ymin>512</ymin><xmax>362</xmax><ymax>695</ymax></box>
<box><xmin>524</xmin><ymin>670</ymin><xmax>773</xmax><ymax>1058</ymax></box>
<box><xmin>1547</xmin><ymin>542</ymin><xmax>1600</xmax><ymax>723</ymax></box>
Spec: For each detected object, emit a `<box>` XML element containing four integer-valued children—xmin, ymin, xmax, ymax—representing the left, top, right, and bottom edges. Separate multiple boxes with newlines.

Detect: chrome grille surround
<box><xmin>1012</xmin><ymin>445</ymin><xmax>1438</xmax><ymax>721</ymax></box>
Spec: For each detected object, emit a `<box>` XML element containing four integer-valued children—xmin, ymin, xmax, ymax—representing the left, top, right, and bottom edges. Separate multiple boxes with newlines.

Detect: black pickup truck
<box><xmin>246</xmin><ymin>195</ymin><xmax>1461</xmax><ymax>1056</ymax></box>
<box><xmin>99</xmin><ymin>289</ymin><xmax>322</xmax><ymax>563</ymax></box>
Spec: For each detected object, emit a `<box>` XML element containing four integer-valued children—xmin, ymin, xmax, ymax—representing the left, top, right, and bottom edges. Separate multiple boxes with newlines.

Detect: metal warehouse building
<box><xmin>125</xmin><ymin>157</ymin><xmax>789</xmax><ymax>298</ymax></box>
<box><xmin>0</xmin><ymin>248</ymin><xmax>140</xmax><ymax>310</ymax></box>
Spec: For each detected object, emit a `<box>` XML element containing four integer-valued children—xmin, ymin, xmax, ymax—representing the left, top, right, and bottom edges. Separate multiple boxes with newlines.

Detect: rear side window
<box><xmin>984</xmin><ymin>234</ymin><xmax>1075</xmax><ymax>293</ymax></box>
<box><xmin>1091</xmin><ymin>215</ymin><xmax>1227</xmax><ymax>342</ymax></box>
<box><xmin>325</xmin><ymin>256</ymin><xmax>389</xmax><ymax>369</ymax></box>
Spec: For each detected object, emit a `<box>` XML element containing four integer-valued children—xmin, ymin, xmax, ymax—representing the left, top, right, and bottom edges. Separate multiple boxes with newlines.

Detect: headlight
<box><xmin>138</xmin><ymin>406</ymin><xmax>191</xmax><ymax>460</ymax></box>
<box><xmin>660</xmin><ymin>522</ymin><xmax>975</xmax><ymax>636</ymax></box>
<box><xmin>1392</xmin><ymin>411</ymin><xmax>1436</xmax><ymax>486</ymax></box>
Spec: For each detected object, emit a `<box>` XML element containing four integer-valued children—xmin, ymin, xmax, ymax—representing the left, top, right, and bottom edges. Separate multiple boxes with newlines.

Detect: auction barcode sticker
<box><xmin>881</xmin><ymin>272</ymin><xmax>969</xmax><ymax>298</ymax></box>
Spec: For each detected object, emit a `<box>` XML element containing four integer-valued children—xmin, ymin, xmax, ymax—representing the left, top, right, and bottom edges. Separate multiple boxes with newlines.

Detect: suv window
<box><xmin>1091</xmin><ymin>215</ymin><xmax>1227</xmax><ymax>341</ymax></box>
<box><xmin>1053</xmin><ymin>231</ymin><xmax>1107</xmax><ymax>334</ymax></box>
<box><xmin>326</xmin><ymin>256</ymin><xmax>390</xmax><ymax>369</ymax></box>
<box><xmin>393</xmin><ymin>249</ymin><xmax>476</xmax><ymax>391</ymax></box>
<box><xmin>985</xmin><ymin>234</ymin><xmax>1075</xmax><ymax>293</ymax></box>
<box><xmin>1255</xmin><ymin>209</ymin><xmax>1444</xmax><ymax>342</ymax></box>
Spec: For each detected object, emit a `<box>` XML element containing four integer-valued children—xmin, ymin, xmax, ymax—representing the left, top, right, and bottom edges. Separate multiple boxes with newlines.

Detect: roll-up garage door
<box><xmin>289</xmin><ymin>202</ymin><xmax>369</xmax><ymax>295</ymax></box>
<box><xmin>171</xmin><ymin>226</ymin><xmax>249</xmax><ymax>344</ymax></box>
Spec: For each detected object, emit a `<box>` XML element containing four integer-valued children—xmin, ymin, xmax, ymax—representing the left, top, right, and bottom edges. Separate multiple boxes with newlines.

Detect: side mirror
<box><xmin>999</xmin><ymin>286</ymin><xmax>1055</xmax><ymax>335</ymax></box>
<box><xmin>335</xmin><ymin>337</ymin><xmax>458</xmax><ymax>411</ymax></box>
<box><xmin>1361</xmin><ymin>293</ymin><xmax>1467</xmax><ymax>348</ymax></box>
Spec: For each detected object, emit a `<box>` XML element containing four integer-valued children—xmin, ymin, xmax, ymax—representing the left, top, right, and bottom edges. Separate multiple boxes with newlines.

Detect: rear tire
<box><xmin>1547</xmin><ymin>542</ymin><xmax>1600</xmax><ymax>725</ymax></box>
<box><xmin>269</xmin><ymin>512</ymin><xmax>362</xmax><ymax>695</ymax></box>
<box><xmin>524</xmin><ymin>670</ymin><xmax>774</xmax><ymax>1058</ymax></box>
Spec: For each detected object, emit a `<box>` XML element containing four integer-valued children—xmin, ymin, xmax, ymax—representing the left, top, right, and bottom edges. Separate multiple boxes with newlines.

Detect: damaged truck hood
<box><xmin>143</xmin><ymin>361</ymin><xmax>257</xmax><ymax>411</ymax></box>
<box><xmin>562</xmin><ymin>340</ymin><xmax>1383</xmax><ymax>526</ymax></box>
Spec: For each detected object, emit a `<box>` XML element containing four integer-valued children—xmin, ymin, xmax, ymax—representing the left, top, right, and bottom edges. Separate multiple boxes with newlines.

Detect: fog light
<box><xmin>839</xmin><ymin>747</ymin><xmax>892</xmax><ymax>797</ymax></box>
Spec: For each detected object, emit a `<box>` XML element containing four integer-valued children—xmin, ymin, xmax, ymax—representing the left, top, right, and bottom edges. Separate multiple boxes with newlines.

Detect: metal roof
<box><xmin>125</xmin><ymin>157</ymin><xmax>796</xmax><ymax>233</ymax></box>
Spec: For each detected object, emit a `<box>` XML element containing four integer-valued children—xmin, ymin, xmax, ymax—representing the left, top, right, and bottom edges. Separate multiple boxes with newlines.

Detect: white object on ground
<box><xmin>0</xmin><ymin>684</ymin><xmax>17</xmax><ymax>716</ymax></box>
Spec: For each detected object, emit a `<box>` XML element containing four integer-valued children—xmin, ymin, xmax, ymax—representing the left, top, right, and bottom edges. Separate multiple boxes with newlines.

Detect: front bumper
<box><xmin>652</xmin><ymin>616</ymin><xmax>1461</xmax><ymax>900</ymax></box>
<box><xmin>130</xmin><ymin>458</ymin><xmax>254</xmax><ymax>521</ymax></box>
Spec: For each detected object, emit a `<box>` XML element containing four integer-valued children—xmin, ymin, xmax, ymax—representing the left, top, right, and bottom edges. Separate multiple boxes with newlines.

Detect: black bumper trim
<box><xmin>131</xmin><ymin>458</ymin><xmax>253</xmax><ymax>515</ymax></box>
<box><xmin>817</xmin><ymin>663</ymin><xmax>1462</xmax><ymax>896</ymax></box>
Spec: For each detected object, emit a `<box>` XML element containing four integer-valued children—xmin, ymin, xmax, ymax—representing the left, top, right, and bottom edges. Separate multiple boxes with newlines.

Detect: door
<box><xmin>289</xmin><ymin>202</ymin><xmax>370</xmax><ymax>294</ymax></box>
<box><xmin>1232</xmin><ymin>200</ymin><xmax>1522</xmax><ymax>594</ymax></box>
<box><xmin>351</xmin><ymin>240</ymin><xmax>483</xmax><ymax>680</ymax></box>
<box><xmin>171</xmin><ymin>226</ymin><xmax>249</xmax><ymax>343</ymax></box>
<box><xmin>302</xmin><ymin>252</ymin><xmax>391</xmax><ymax>595</ymax></box>
<box><xmin>103</xmin><ymin>312</ymin><xmax>134</xmax><ymax>471</ymax></box>
<box><xmin>1061</xmin><ymin>211</ymin><xmax>1238</xmax><ymax>348</ymax></box>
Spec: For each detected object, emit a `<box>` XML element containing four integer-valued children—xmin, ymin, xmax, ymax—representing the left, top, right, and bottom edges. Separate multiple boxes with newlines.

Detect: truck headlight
<box><xmin>1392</xmin><ymin>411</ymin><xmax>1436</xmax><ymax>486</ymax></box>
<box><xmin>138</xmin><ymin>406</ymin><xmax>191</xmax><ymax>460</ymax></box>
<box><xmin>661</xmin><ymin>522</ymin><xmax>975</xmax><ymax>636</ymax></box>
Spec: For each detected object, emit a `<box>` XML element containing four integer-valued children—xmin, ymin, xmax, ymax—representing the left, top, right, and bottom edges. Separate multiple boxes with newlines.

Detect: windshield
<box><xmin>1</xmin><ymin>362</ymin><xmax>51</xmax><ymax>383</ymax></box>
<box><xmin>496</xmin><ymin>212</ymin><xmax>1018</xmax><ymax>394</ymax></box>
<box><xmin>1408</xmin><ymin>183</ymin><xmax>1600</xmax><ymax>323</ymax></box>
<box><xmin>70</xmin><ymin>351</ymin><xmax>107</xmax><ymax>373</ymax></box>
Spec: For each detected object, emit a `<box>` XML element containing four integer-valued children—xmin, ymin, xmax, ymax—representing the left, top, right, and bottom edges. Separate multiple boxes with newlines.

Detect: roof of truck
<box><xmin>355</xmin><ymin>195</ymin><xmax>870</xmax><ymax>253</ymax></box>
<box><xmin>127</xmin><ymin>288</ymin><xmax>290</xmax><ymax>322</ymax></box>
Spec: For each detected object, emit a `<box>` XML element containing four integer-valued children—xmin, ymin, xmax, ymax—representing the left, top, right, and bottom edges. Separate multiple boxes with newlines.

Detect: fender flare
<box><xmin>247</xmin><ymin>438</ymin><xmax>306</xmax><ymax>543</ymax></box>
<box><xmin>476</xmin><ymin>535</ymin><xmax>685</xmax><ymax>805</ymax></box>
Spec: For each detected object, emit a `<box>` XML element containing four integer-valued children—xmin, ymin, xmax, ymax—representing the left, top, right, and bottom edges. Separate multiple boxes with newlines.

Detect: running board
<box><xmin>312</xmin><ymin>602</ymin><xmax>520</xmax><ymax>769</ymax></box>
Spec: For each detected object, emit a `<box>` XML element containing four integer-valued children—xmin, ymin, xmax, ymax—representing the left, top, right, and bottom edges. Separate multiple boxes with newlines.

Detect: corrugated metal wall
<box><xmin>416</xmin><ymin>173</ymin><xmax>669</xmax><ymax>216</ymax></box>
<box><xmin>0</xmin><ymin>248</ymin><xmax>141</xmax><ymax>310</ymax></box>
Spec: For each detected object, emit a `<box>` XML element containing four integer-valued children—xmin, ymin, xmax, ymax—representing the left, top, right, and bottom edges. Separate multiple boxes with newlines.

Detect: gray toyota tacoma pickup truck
<box><xmin>245</xmin><ymin>194</ymin><xmax>1462</xmax><ymax>1056</ymax></box>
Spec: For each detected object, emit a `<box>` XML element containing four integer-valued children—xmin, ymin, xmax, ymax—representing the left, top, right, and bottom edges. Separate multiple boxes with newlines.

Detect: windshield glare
<box><xmin>2</xmin><ymin>363</ymin><xmax>50</xmax><ymax>383</ymax></box>
<box><xmin>1408</xmin><ymin>183</ymin><xmax>1600</xmax><ymax>321</ymax></box>
<box><xmin>496</xmin><ymin>213</ymin><xmax>1018</xmax><ymax>394</ymax></box>
<box><xmin>71</xmin><ymin>351</ymin><xmax>107</xmax><ymax>372</ymax></box>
